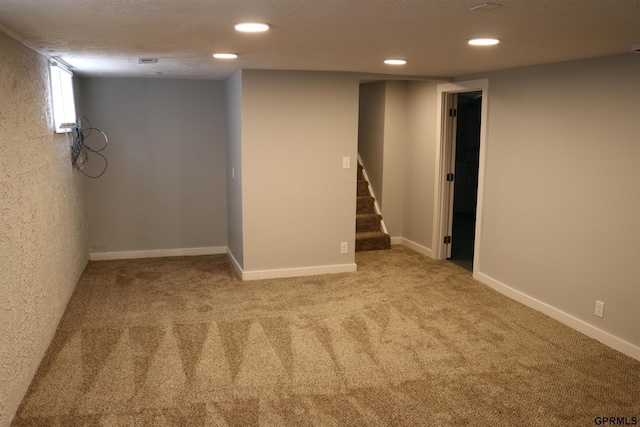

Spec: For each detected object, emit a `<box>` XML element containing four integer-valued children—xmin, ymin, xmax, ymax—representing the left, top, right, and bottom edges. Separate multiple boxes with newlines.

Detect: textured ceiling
<box><xmin>1</xmin><ymin>0</ymin><xmax>639</xmax><ymax>80</ymax></box>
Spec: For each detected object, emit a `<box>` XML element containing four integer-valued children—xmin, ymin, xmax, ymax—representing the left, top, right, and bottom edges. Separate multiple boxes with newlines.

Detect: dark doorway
<box><xmin>449</xmin><ymin>91</ymin><xmax>482</xmax><ymax>271</ymax></box>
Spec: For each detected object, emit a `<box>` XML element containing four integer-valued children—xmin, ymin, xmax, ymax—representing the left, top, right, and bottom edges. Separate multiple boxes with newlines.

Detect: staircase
<box><xmin>356</xmin><ymin>161</ymin><xmax>391</xmax><ymax>251</ymax></box>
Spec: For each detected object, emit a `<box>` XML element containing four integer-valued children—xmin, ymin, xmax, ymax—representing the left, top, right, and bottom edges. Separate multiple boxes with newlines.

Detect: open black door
<box><xmin>449</xmin><ymin>91</ymin><xmax>482</xmax><ymax>271</ymax></box>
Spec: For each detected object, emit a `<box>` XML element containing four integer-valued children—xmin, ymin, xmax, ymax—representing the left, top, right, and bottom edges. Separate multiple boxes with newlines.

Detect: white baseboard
<box><xmin>232</xmin><ymin>262</ymin><xmax>358</xmax><ymax>281</ymax></box>
<box><xmin>396</xmin><ymin>237</ymin><xmax>434</xmax><ymax>259</ymax></box>
<box><xmin>475</xmin><ymin>271</ymin><xmax>640</xmax><ymax>362</ymax></box>
<box><xmin>89</xmin><ymin>246</ymin><xmax>227</xmax><ymax>261</ymax></box>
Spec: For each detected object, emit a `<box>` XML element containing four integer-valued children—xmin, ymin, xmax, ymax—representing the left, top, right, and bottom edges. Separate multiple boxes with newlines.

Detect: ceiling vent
<box><xmin>138</xmin><ymin>58</ymin><xmax>158</xmax><ymax>64</ymax></box>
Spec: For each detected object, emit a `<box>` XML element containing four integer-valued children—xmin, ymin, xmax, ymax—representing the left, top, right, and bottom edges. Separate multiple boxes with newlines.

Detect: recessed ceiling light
<box><xmin>234</xmin><ymin>22</ymin><xmax>270</xmax><ymax>32</ymax></box>
<box><xmin>213</xmin><ymin>53</ymin><xmax>238</xmax><ymax>59</ymax></box>
<box><xmin>384</xmin><ymin>59</ymin><xmax>407</xmax><ymax>65</ymax></box>
<box><xmin>468</xmin><ymin>38</ymin><xmax>500</xmax><ymax>46</ymax></box>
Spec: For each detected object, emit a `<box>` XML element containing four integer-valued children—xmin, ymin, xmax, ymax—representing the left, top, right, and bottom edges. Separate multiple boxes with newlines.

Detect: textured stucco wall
<box><xmin>0</xmin><ymin>32</ymin><xmax>88</xmax><ymax>426</ymax></box>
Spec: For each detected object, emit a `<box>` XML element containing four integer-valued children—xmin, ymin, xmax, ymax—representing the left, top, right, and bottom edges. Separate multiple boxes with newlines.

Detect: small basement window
<box><xmin>49</xmin><ymin>62</ymin><xmax>76</xmax><ymax>133</ymax></box>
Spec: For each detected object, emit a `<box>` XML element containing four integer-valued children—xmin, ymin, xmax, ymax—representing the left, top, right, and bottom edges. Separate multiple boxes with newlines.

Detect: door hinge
<box><xmin>449</xmin><ymin>108</ymin><xmax>457</xmax><ymax>117</ymax></box>
<box><xmin>446</xmin><ymin>173</ymin><xmax>455</xmax><ymax>182</ymax></box>
<box><xmin>444</xmin><ymin>236</ymin><xmax>452</xmax><ymax>244</ymax></box>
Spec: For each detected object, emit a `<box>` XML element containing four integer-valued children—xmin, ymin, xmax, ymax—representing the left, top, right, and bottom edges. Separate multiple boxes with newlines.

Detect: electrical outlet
<box><xmin>595</xmin><ymin>300</ymin><xmax>605</xmax><ymax>318</ymax></box>
<box><xmin>342</xmin><ymin>157</ymin><xmax>351</xmax><ymax>169</ymax></box>
<box><xmin>340</xmin><ymin>242</ymin><xmax>348</xmax><ymax>254</ymax></box>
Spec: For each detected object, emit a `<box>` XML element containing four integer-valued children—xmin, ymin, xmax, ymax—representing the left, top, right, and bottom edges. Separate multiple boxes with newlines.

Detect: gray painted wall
<box><xmin>0</xmin><ymin>33</ymin><xmax>88</xmax><ymax>427</ymax></box>
<box><xmin>358</xmin><ymin>80</ymin><xmax>441</xmax><ymax>246</ymax></box>
<box><xmin>225</xmin><ymin>71</ymin><xmax>244</xmax><ymax>268</ymax></box>
<box><xmin>80</xmin><ymin>78</ymin><xmax>228</xmax><ymax>253</ymax></box>
<box><xmin>380</xmin><ymin>81</ymin><xmax>407</xmax><ymax>238</ymax></box>
<box><xmin>462</xmin><ymin>54</ymin><xmax>640</xmax><ymax>348</ymax></box>
<box><xmin>358</xmin><ymin>82</ymin><xmax>386</xmax><ymax>204</ymax></box>
<box><xmin>239</xmin><ymin>70</ymin><xmax>359</xmax><ymax>272</ymax></box>
<box><xmin>403</xmin><ymin>81</ymin><xmax>440</xmax><ymax>249</ymax></box>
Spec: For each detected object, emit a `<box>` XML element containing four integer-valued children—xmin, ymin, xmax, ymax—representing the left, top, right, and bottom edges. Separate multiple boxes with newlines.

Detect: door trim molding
<box><xmin>433</xmin><ymin>79</ymin><xmax>489</xmax><ymax>278</ymax></box>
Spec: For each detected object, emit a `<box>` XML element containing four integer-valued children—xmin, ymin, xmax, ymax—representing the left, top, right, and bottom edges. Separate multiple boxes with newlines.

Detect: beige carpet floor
<box><xmin>12</xmin><ymin>246</ymin><xmax>640</xmax><ymax>426</ymax></box>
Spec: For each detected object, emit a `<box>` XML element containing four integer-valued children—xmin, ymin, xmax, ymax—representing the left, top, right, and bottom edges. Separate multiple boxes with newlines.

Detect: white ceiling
<box><xmin>1</xmin><ymin>0</ymin><xmax>639</xmax><ymax>80</ymax></box>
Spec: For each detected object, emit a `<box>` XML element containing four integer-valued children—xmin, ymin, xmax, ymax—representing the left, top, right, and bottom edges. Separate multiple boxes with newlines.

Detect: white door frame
<box><xmin>433</xmin><ymin>79</ymin><xmax>489</xmax><ymax>277</ymax></box>
<box><xmin>441</xmin><ymin>92</ymin><xmax>458</xmax><ymax>260</ymax></box>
